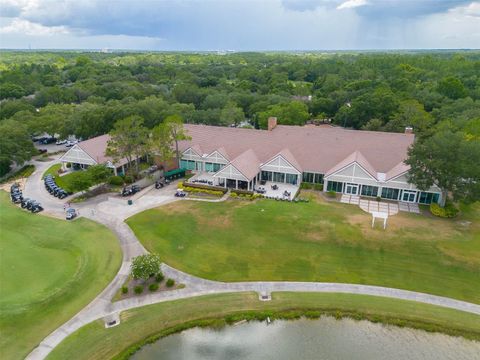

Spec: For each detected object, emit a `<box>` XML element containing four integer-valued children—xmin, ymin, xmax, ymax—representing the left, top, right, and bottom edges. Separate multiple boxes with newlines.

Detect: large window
<box><xmin>418</xmin><ymin>192</ymin><xmax>440</xmax><ymax>205</ymax></box>
<box><xmin>273</xmin><ymin>172</ymin><xmax>285</xmax><ymax>183</ymax></box>
<box><xmin>361</xmin><ymin>185</ymin><xmax>379</xmax><ymax>197</ymax></box>
<box><xmin>205</xmin><ymin>162</ymin><xmax>223</xmax><ymax>173</ymax></box>
<box><xmin>381</xmin><ymin>187</ymin><xmax>400</xmax><ymax>200</ymax></box>
<box><xmin>326</xmin><ymin>181</ymin><xmax>343</xmax><ymax>192</ymax></box>
<box><xmin>180</xmin><ymin>159</ymin><xmax>195</xmax><ymax>171</ymax></box>
<box><xmin>302</xmin><ymin>172</ymin><xmax>324</xmax><ymax>184</ymax></box>
<box><xmin>285</xmin><ymin>173</ymin><xmax>298</xmax><ymax>185</ymax></box>
<box><xmin>261</xmin><ymin>171</ymin><xmax>272</xmax><ymax>181</ymax></box>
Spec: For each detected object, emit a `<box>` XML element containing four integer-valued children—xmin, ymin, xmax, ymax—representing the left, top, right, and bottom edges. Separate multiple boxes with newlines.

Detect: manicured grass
<box><xmin>47</xmin><ymin>292</ymin><xmax>480</xmax><ymax>360</ymax></box>
<box><xmin>127</xmin><ymin>195</ymin><xmax>480</xmax><ymax>303</ymax></box>
<box><xmin>0</xmin><ymin>191</ymin><xmax>122</xmax><ymax>360</ymax></box>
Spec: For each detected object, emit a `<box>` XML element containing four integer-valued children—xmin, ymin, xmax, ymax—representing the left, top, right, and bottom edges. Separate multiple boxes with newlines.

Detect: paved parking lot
<box><xmin>340</xmin><ymin>194</ymin><xmax>420</xmax><ymax>215</ymax></box>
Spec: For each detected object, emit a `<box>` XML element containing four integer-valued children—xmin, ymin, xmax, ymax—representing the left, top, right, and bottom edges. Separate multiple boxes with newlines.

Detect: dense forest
<box><xmin>0</xmin><ymin>51</ymin><xmax>479</xmax><ymax>202</ymax></box>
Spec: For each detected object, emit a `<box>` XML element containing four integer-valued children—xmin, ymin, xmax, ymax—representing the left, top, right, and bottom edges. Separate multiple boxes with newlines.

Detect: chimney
<box><xmin>268</xmin><ymin>117</ymin><xmax>277</xmax><ymax>131</ymax></box>
<box><xmin>405</xmin><ymin>126</ymin><xmax>413</xmax><ymax>134</ymax></box>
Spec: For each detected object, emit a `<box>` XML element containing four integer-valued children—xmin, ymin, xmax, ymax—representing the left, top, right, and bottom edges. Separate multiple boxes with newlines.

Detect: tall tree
<box><xmin>163</xmin><ymin>115</ymin><xmax>190</xmax><ymax>168</ymax></box>
<box><xmin>106</xmin><ymin>115</ymin><xmax>148</xmax><ymax>174</ymax></box>
<box><xmin>0</xmin><ymin>120</ymin><xmax>36</xmax><ymax>174</ymax></box>
<box><xmin>405</xmin><ymin>128</ymin><xmax>480</xmax><ymax>206</ymax></box>
<box><xmin>220</xmin><ymin>102</ymin><xmax>245</xmax><ymax>126</ymax></box>
<box><xmin>149</xmin><ymin>123</ymin><xmax>174</xmax><ymax>171</ymax></box>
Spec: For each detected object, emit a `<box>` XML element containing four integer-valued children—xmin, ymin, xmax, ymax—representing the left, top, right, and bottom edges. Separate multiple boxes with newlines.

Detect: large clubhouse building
<box><xmin>178</xmin><ymin>119</ymin><xmax>442</xmax><ymax>205</ymax></box>
<box><xmin>60</xmin><ymin>118</ymin><xmax>442</xmax><ymax>205</ymax></box>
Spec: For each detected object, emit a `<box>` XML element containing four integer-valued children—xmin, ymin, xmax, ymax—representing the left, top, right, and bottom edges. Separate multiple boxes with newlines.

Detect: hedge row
<box><xmin>231</xmin><ymin>189</ymin><xmax>254</xmax><ymax>196</ymax></box>
<box><xmin>230</xmin><ymin>193</ymin><xmax>263</xmax><ymax>201</ymax></box>
<box><xmin>179</xmin><ymin>181</ymin><xmax>228</xmax><ymax>194</ymax></box>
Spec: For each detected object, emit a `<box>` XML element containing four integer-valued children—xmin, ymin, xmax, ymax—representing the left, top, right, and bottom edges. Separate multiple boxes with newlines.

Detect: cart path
<box><xmin>22</xmin><ymin>159</ymin><xmax>480</xmax><ymax>360</ymax></box>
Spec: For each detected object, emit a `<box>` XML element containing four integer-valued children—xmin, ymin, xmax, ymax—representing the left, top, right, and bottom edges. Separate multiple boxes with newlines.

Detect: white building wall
<box><xmin>213</xmin><ymin>164</ymin><xmax>248</xmax><ymax>181</ymax></box>
<box><xmin>60</xmin><ymin>145</ymin><xmax>97</xmax><ymax>166</ymax></box>
<box><xmin>203</xmin><ymin>151</ymin><xmax>228</xmax><ymax>164</ymax></box>
<box><xmin>260</xmin><ymin>155</ymin><xmax>300</xmax><ymax>175</ymax></box>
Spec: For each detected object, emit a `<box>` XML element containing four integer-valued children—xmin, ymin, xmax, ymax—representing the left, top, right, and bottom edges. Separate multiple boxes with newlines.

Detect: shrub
<box><xmin>134</xmin><ymin>285</ymin><xmax>144</xmax><ymax>294</ymax></box>
<box><xmin>231</xmin><ymin>189</ymin><xmax>254</xmax><ymax>196</ymax></box>
<box><xmin>300</xmin><ymin>183</ymin><xmax>312</xmax><ymax>189</ymax></box>
<box><xmin>108</xmin><ymin>175</ymin><xmax>124</xmax><ymax>186</ymax></box>
<box><xmin>430</xmin><ymin>203</ymin><xmax>459</xmax><ymax>218</ymax></box>
<box><xmin>66</xmin><ymin>163</ymin><xmax>72</xmax><ymax>168</ymax></box>
<box><xmin>313</xmin><ymin>184</ymin><xmax>323</xmax><ymax>191</ymax></box>
<box><xmin>155</xmin><ymin>272</ymin><xmax>164</xmax><ymax>282</ymax></box>
<box><xmin>376</xmin><ymin>196</ymin><xmax>381</xmax><ymax>202</ymax></box>
<box><xmin>123</xmin><ymin>175</ymin><xmax>134</xmax><ymax>184</ymax></box>
<box><xmin>326</xmin><ymin>191</ymin><xmax>336</xmax><ymax>198</ymax></box>
<box><xmin>166</xmin><ymin>278</ymin><xmax>175</xmax><ymax>287</ymax></box>
<box><xmin>148</xmin><ymin>283</ymin><xmax>159</xmax><ymax>292</ymax></box>
<box><xmin>121</xmin><ymin>286</ymin><xmax>128</xmax><ymax>294</ymax></box>
<box><xmin>230</xmin><ymin>193</ymin><xmax>238</xmax><ymax>198</ymax></box>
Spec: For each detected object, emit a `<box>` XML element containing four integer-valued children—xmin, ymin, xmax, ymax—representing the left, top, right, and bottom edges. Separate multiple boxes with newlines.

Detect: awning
<box><xmin>164</xmin><ymin>168</ymin><xmax>186</xmax><ymax>180</ymax></box>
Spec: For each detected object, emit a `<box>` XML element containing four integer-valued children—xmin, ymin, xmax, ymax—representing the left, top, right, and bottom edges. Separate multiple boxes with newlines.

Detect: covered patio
<box><xmin>186</xmin><ymin>172</ymin><xmax>216</xmax><ymax>186</ymax></box>
<box><xmin>254</xmin><ymin>181</ymin><xmax>299</xmax><ymax>200</ymax></box>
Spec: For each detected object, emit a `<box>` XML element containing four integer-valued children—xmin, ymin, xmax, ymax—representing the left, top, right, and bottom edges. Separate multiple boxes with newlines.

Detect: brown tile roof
<box><xmin>179</xmin><ymin>124</ymin><xmax>414</xmax><ymax>176</ymax></box>
<box><xmin>229</xmin><ymin>149</ymin><xmax>260</xmax><ymax>180</ymax></box>
<box><xmin>273</xmin><ymin>148</ymin><xmax>302</xmax><ymax>173</ymax></box>
<box><xmin>77</xmin><ymin>134</ymin><xmax>128</xmax><ymax>167</ymax></box>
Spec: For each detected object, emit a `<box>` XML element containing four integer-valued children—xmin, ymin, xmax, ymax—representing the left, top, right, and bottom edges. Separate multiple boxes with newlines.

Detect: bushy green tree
<box><xmin>131</xmin><ymin>254</ymin><xmax>161</xmax><ymax>281</ymax></box>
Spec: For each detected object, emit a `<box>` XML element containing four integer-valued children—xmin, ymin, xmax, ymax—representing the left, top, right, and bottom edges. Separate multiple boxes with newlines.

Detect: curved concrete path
<box><xmin>22</xmin><ymin>159</ymin><xmax>480</xmax><ymax>360</ymax></box>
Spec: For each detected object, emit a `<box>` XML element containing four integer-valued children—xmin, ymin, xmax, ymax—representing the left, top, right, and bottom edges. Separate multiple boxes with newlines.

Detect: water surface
<box><xmin>131</xmin><ymin>318</ymin><xmax>480</xmax><ymax>360</ymax></box>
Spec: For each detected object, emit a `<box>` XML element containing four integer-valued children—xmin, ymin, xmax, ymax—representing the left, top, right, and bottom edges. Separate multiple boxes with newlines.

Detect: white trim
<box><xmin>325</xmin><ymin>161</ymin><xmax>377</xmax><ymax>181</ymax></box>
<box><xmin>60</xmin><ymin>144</ymin><xmax>98</xmax><ymax>166</ymax></box>
<box><xmin>260</xmin><ymin>154</ymin><xmax>301</xmax><ymax>174</ymax></box>
<box><xmin>213</xmin><ymin>163</ymin><xmax>249</xmax><ymax>181</ymax></box>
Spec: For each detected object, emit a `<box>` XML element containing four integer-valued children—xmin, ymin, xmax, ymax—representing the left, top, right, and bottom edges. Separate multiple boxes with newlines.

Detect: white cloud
<box><xmin>0</xmin><ymin>18</ymin><xmax>69</xmax><ymax>36</ymax></box>
<box><xmin>450</xmin><ymin>1</ymin><xmax>480</xmax><ymax>18</ymax></box>
<box><xmin>337</xmin><ymin>0</ymin><xmax>368</xmax><ymax>10</ymax></box>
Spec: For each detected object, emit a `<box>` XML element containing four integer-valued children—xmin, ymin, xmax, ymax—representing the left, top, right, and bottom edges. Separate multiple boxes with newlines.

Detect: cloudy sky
<box><xmin>0</xmin><ymin>0</ymin><xmax>479</xmax><ymax>50</ymax></box>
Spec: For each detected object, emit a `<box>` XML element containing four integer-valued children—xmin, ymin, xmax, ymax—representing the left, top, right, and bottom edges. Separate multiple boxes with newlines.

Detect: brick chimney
<box><xmin>405</xmin><ymin>126</ymin><xmax>413</xmax><ymax>134</ymax></box>
<box><xmin>268</xmin><ymin>117</ymin><xmax>278</xmax><ymax>131</ymax></box>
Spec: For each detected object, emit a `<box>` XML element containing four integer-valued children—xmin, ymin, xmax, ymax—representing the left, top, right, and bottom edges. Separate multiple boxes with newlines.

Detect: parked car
<box><xmin>131</xmin><ymin>185</ymin><xmax>141</xmax><ymax>194</ymax></box>
<box><xmin>66</xmin><ymin>208</ymin><xmax>77</xmax><ymax>220</ymax></box>
<box><xmin>121</xmin><ymin>185</ymin><xmax>141</xmax><ymax>196</ymax></box>
<box><xmin>148</xmin><ymin>165</ymin><xmax>158</xmax><ymax>174</ymax></box>
<box><xmin>41</xmin><ymin>137</ymin><xmax>56</xmax><ymax>144</ymax></box>
<box><xmin>65</xmin><ymin>140</ymin><xmax>78</xmax><ymax>147</ymax></box>
<box><xmin>56</xmin><ymin>139</ymin><xmax>67</xmax><ymax>145</ymax></box>
<box><xmin>155</xmin><ymin>181</ymin><xmax>164</xmax><ymax>189</ymax></box>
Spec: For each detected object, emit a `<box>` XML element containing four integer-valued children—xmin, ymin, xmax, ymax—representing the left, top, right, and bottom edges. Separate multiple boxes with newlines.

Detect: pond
<box><xmin>131</xmin><ymin>317</ymin><xmax>480</xmax><ymax>360</ymax></box>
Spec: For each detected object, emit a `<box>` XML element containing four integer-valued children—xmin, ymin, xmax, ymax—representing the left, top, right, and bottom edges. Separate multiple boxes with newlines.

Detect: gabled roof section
<box><xmin>216</xmin><ymin>147</ymin><xmax>229</xmax><ymax>160</ymax></box>
<box><xmin>190</xmin><ymin>144</ymin><xmax>203</xmax><ymax>156</ymax></box>
<box><xmin>325</xmin><ymin>151</ymin><xmax>377</xmax><ymax>179</ymax></box>
<box><xmin>275</xmin><ymin>148</ymin><xmax>302</xmax><ymax>173</ymax></box>
<box><xmin>74</xmin><ymin>134</ymin><xmax>128</xmax><ymax>166</ymax></box>
<box><xmin>386</xmin><ymin>161</ymin><xmax>410</xmax><ymax>181</ymax></box>
<box><xmin>229</xmin><ymin>149</ymin><xmax>260</xmax><ymax>180</ymax></box>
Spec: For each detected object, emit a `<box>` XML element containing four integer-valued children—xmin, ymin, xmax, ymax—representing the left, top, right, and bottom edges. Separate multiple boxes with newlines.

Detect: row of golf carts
<box><xmin>10</xmin><ymin>183</ymin><xmax>44</xmax><ymax>213</ymax></box>
<box><xmin>44</xmin><ymin>174</ymin><xmax>70</xmax><ymax>199</ymax></box>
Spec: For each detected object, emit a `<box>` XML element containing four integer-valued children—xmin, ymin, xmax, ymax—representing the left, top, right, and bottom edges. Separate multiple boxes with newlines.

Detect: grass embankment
<box><xmin>0</xmin><ymin>191</ymin><xmax>122</xmax><ymax>360</ymax></box>
<box><xmin>0</xmin><ymin>164</ymin><xmax>35</xmax><ymax>183</ymax></box>
<box><xmin>42</xmin><ymin>163</ymin><xmax>80</xmax><ymax>193</ymax></box>
<box><xmin>47</xmin><ymin>292</ymin><xmax>480</xmax><ymax>360</ymax></box>
<box><xmin>127</xmin><ymin>195</ymin><xmax>480</xmax><ymax>303</ymax></box>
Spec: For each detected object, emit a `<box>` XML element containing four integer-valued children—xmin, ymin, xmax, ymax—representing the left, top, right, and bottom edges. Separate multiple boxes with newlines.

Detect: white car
<box><xmin>56</xmin><ymin>139</ymin><xmax>67</xmax><ymax>145</ymax></box>
<box><xmin>65</xmin><ymin>140</ymin><xmax>78</xmax><ymax>147</ymax></box>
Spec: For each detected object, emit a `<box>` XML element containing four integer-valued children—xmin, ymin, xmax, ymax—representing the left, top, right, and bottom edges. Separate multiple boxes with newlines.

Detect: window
<box><xmin>261</xmin><ymin>171</ymin><xmax>272</xmax><ymax>181</ymax></box>
<box><xmin>361</xmin><ymin>185</ymin><xmax>378</xmax><ymax>197</ymax></box>
<box><xmin>302</xmin><ymin>172</ymin><xmax>324</xmax><ymax>184</ymax></box>
<box><xmin>180</xmin><ymin>159</ymin><xmax>195</xmax><ymax>171</ymax></box>
<box><xmin>314</xmin><ymin>174</ymin><xmax>324</xmax><ymax>184</ymax></box>
<box><xmin>205</xmin><ymin>162</ymin><xmax>223</xmax><ymax>173</ymax></box>
<box><xmin>303</xmin><ymin>172</ymin><xmax>314</xmax><ymax>183</ymax></box>
<box><xmin>327</xmin><ymin>181</ymin><xmax>343</xmax><ymax>192</ymax></box>
<box><xmin>418</xmin><ymin>192</ymin><xmax>440</xmax><ymax>205</ymax></box>
<box><xmin>381</xmin><ymin>187</ymin><xmax>400</xmax><ymax>200</ymax></box>
<box><xmin>286</xmin><ymin>173</ymin><xmax>298</xmax><ymax>185</ymax></box>
<box><xmin>273</xmin><ymin>172</ymin><xmax>285</xmax><ymax>183</ymax></box>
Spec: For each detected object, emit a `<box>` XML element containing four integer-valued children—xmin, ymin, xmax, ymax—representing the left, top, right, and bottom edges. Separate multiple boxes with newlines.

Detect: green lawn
<box><xmin>127</xmin><ymin>194</ymin><xmax>480</xmax><ymax>303</ymax></box>
<box><xmin>47</xmin><ymin>292</ymin><xmax>480</xmax><ymax>360</ymax></box>
<box><xmin>42</xmin><ymin>163</ymin><xmax>81</xmax><ymax>193</ymax></box>
<box><xmin>0</xmin><ymin>191</ymin><xmax>122</xmax><ymax>360</ymax></box>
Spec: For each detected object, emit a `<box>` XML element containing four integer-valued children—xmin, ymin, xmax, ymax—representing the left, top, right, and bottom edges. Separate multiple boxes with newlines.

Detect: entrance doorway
<box><xmin>345</xmin><ymin>183</ymin><xmax>359</xmax><ymax>195</ymax></box>
<box><xmin>402</xmin><ymin>190</ymin><xmax>417</xmax><ymax>203</ymax></box>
